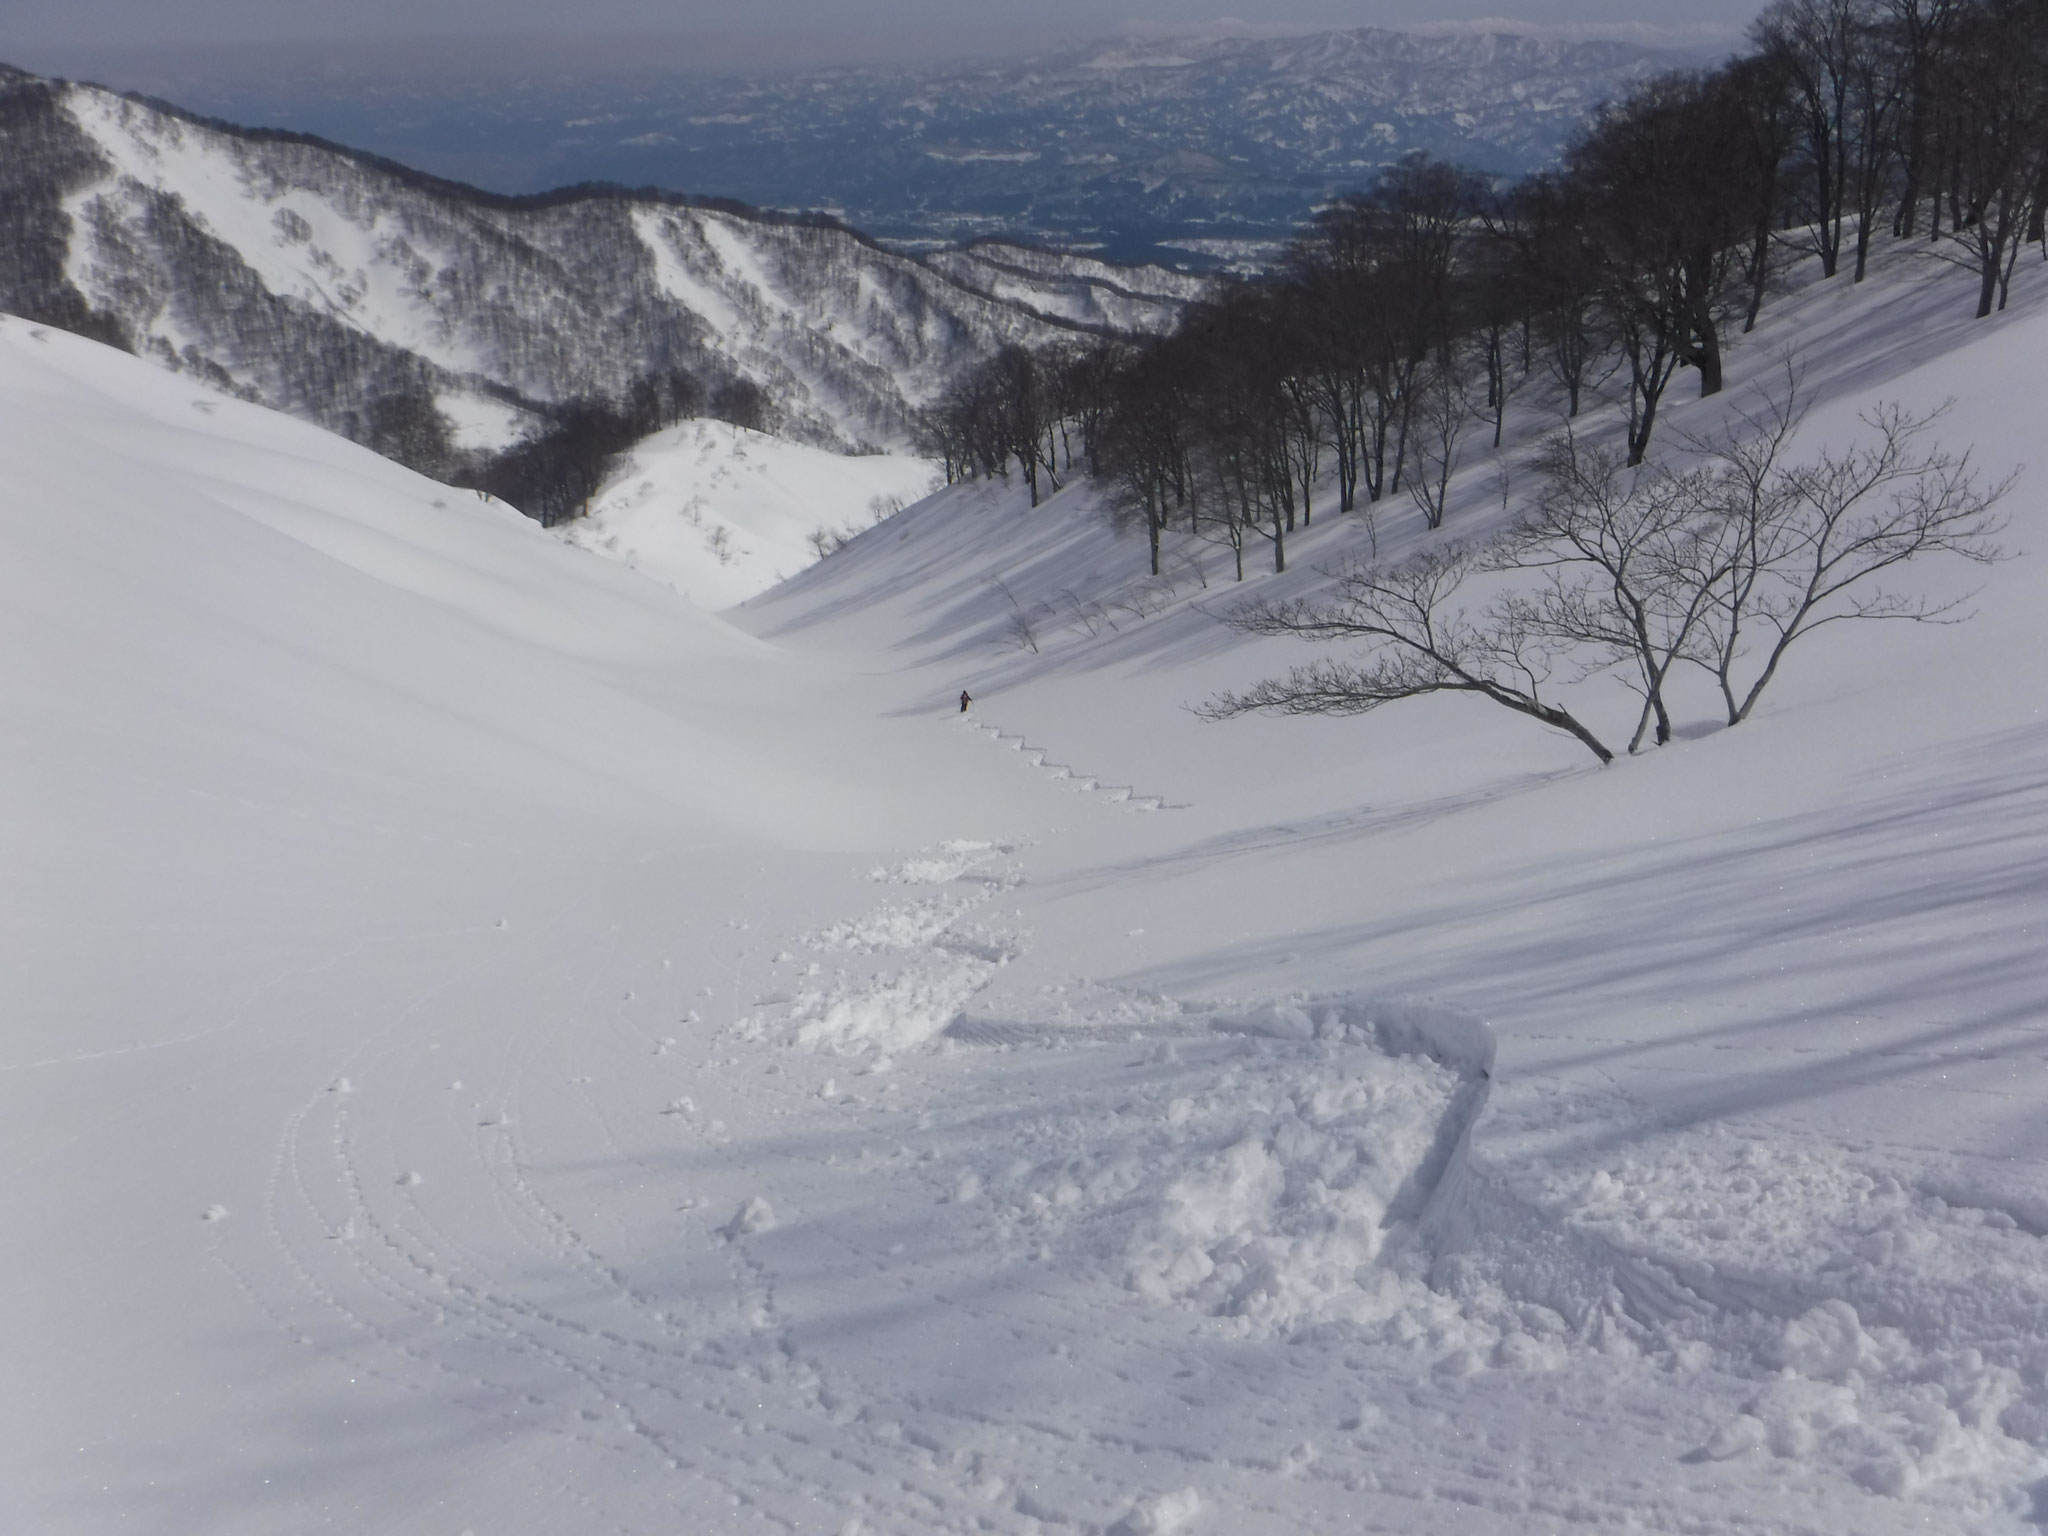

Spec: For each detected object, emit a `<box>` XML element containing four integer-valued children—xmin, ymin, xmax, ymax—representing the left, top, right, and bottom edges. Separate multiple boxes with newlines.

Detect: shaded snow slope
<box><xmin>10</xmin><ymin>238</ymin><xmax>2048</xmax><ymax>1536</ymax></box>
<box><xmin>739</xmin><ymin>245</ymin><xmax>2048</xmax><ymax>1530</ymax></box>
<box><xmin>556</xmin><ymin>419</ymin><xmax>939</xmax><ymax>608</ymax></box>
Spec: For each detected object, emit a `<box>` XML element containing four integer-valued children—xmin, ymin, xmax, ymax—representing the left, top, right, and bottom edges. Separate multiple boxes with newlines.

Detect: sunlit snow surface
<box><xmin>8</xmin><ymin>243</ymin><xmax>2048</xmax><ymax>1536</ymax></box>
<box><xmin>557</xmin><ymin>419</ymin><xmax>940</xmax><ymax>608</ymax></box>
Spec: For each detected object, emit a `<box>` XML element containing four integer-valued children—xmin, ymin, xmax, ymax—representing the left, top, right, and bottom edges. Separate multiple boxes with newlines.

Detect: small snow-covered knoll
<box><xmin>557</xmin><ymin>419</ymin><xmax>938</xmax><ymax>607</ymax></box>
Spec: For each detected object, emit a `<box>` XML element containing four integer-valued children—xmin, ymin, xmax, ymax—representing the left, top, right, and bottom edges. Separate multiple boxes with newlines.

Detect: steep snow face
<box><xmin>0</xmin><ymin>311</ymin><xmax>1058</xmax><ymax>1532</ymax></box>
<box><xmin>12</xmin><ymin>244</ymin><xmax>2048</xmax><ymax>1534</ymax></box>
<box><xmin>0</xmin><ymin>313</ymin><xmax>971</xmax><ymax>858</ymax></box>
<box><xmin>8</xmin><ymin>71</ymin><xmax>1150</xmax><ymax>459</ymax></box>
<box><xmin>557</xmin><ymin>418</ymin><xmax>939</xmax><ymax>607</ymax></box>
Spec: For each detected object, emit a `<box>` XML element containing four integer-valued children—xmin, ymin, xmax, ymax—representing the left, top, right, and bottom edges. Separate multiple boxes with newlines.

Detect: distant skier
<box><xmin>959</xmin><ymin>690</ymin><xmax>973</xmax><ymax>714</ymax></box>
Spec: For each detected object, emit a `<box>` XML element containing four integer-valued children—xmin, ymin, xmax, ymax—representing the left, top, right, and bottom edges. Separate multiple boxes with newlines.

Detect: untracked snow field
<box><xmin>558</xmin><ymin>419</ymin><xmax>940</xmax><ymax>608</ymax></box>
<box><xmin>6</xmin><ymin>246</ymin><xmax>2048</xmax><ymax>1536</ymax></box>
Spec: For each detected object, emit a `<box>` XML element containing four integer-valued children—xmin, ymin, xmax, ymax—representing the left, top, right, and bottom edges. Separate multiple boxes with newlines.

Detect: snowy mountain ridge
<box><xmin>0</xmin><ymin>64</ymin><xmax>1189</xmax><ymax>463</ymax></box>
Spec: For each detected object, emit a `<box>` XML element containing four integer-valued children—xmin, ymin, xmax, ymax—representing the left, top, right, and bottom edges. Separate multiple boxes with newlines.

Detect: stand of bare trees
<box><xmin>1748</xmin><ymin>0</ymin><xmax>2048</xmax><ymax>315</ymax></box>
<box><xmin>454</xmin><ymin>367</ymin><xmax>708</xmax><ymax>526</ymax></box>
<box><xmin>1208</xmin><ymin>382</ymin><xmax>2006</xmax><ymax>760</ymax></box>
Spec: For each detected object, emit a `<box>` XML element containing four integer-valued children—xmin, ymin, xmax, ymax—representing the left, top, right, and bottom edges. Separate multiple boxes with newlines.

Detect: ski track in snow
<box><xmin>215</xmin><ymin>836</ymin><xmax>1547</xmax><ymax>1534</ymax></box>
<box><xmin>244</xmin><ymin>899</ymin><xmax>1000</xmax><ymax>1530</ymax></box>
<box><xmin>139</xmin><ymin>834</ymin><xmax>2048</xmax><ymax>1530</ymax></box>
<box><xmin>962</xmin><ymin>716</ymin><xmax>1174</xmax><ymax>811</ymax></box>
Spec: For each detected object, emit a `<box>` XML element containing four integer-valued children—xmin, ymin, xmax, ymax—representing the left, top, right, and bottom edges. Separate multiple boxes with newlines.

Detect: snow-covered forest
<box><xmin>6</xmin><ymin>2</ymin><xmax>2048</xmax><ymax>1532</ymax></box>
<box><xmin>922</xmin><ymin>0</ymin><xmax>2048</xmax><ymax>580</ymax></box>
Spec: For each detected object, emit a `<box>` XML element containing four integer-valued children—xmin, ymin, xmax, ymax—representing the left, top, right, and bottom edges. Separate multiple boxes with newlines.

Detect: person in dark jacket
<box><xmin>959</xmin><ymin>690</ymin><xmax>972</xmax><ymax>713</ymax></box>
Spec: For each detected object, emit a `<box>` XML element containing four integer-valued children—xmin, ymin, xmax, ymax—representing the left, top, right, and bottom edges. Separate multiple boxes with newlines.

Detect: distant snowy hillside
<box><xmin>920</xmin><ymin>240</ymin><xmax>1207</xmax><ymax>330</ymax></box>
<box><xmin>558</xmin><ymin>420</ymin><xmax>939</xmax><ymax>607</ymax></box>
<box><xmin>0</xmin><ymin>64</ymin><xmax>1185</xmax><ymax>466</ymax></box>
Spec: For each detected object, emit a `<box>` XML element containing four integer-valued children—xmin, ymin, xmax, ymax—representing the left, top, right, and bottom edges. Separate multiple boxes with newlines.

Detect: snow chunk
<box><xmin>722</xmin><ymin>1197</ymin><xmax>776</xmax><ymax>1239</ymax></box>
<box><xmin>1776</xmin><ymin>1300</ymin><xmax>1884</xmax><ymax>1382</ymax></box>
<box><xmin>1695</xmin><ymin>1413</ymin><xmax>1768</xmax><ymax>1462</ymax></box>
<box><xmin>809</xmin><ymin>895</ymin><xmax>969</xmax><ymax>953</ymax></box>
<box><xmin>870</xmin><ymin>839</ymin><xmax>1017</xmax><ymax>886</ymax></box>
<box><xmin>1111</xmin><ymin>1487</ymin><xmax>1201</xmax><ymax>1535</ymax></box>
<box><xmin>792</xmin><ymin>952</ymin><xmax>1000</xmax><ymax>1054</ymax></box>
<box><xmin>1121</xmin><ymin>1037</ymin><xmax>1465</xmax><ymax>1327</ymax></box>
<box><xmin>785</xmin><ymin>887</ymin><xmax>1021</xmax><ymax>1054</ymax></box>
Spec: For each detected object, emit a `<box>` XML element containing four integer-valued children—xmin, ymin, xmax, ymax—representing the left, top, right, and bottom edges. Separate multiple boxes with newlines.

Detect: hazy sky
<box><xmin>5</xmin><ymin>0</ymin><xmax>1754</xmax><ymax>78</ymax></box>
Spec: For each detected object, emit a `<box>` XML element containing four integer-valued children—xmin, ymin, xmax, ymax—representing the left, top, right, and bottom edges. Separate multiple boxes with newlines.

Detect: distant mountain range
<box><xmin>90</xmin><ymin>27</ymin><xmax>1703</xmax><ymax>267</ymax></box>
<box><xmin>0</xmin><ymin>26</ymin><xmax>1695</xmax><ymax>481</ymax></box>
<box><xmin>0</xmin><ymin>64</ymin><xmax>1192</xmax><ymax>460</ymax></box>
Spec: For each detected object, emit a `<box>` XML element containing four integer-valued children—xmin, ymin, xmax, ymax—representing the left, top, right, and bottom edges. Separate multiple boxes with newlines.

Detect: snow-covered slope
<box><xmin>557</xmin><ymin>419</ymin><xmax>939</xmax><ymax>607</ymax></box>
<box><xmin>10</xmin><ymin>240</ymin><xmax>2048</xmax><ymax>1535</ymax></box>
<box><xmin>736</xmin><ymin>246</ymin><xmax>2048</xmax><ymax>1532</ymax></box>
<box><xmin>0</xmin><ymin>312</ymin><xmax>1033</xmax><ymax>1533</ymax></box>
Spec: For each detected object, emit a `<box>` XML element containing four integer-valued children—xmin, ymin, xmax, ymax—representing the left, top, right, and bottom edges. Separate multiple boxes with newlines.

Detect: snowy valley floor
<box><xmin>6</xmin><ymin>249</ymin><xmax>2048</xmax><ymax>1535</ymax></box>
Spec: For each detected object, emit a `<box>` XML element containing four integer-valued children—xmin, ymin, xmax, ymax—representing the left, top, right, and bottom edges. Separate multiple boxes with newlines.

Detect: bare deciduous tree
<box><xmin>1753</xmin><ymin>0</ymin><xmax>1864</xmax><ymax>279</ymax></box>
<box><xmin>1930</xmin><ymin>0</ymin><xmax>2048</xmax><ymax>316</ymax></box>
<box><xmin>1201</xmin><ymin>543</ymin><xmax>1619</xmax><ymax>763</ymax></box>
<box><xmin>1206</xmin><ymin>376</ymin><xmax>2005</xmax><ymax>767</ymax></box>
<box><xmin>1495</xmin><ymin>433</ymin><xmax>1729</xmax><ymax>752</ymax></box>
<box><xmin>1507</xmin><ymin>173</ymin><xmax>1612</xmax><ymax>418</ymax></box>
<box><xmin>1683</xmin><ymin>389</ymin><xmax>2010</xmax><ymax>723</ymax></box>
<box><xmin>1569</xmin><ymin>70</ymin><xmax>1758</xmax><ymax>460</ymax></box>
<box><xmin>1404</xmin><ymin>350</ymin><xmax>1469</xmax><ymax>530</ymax></box>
